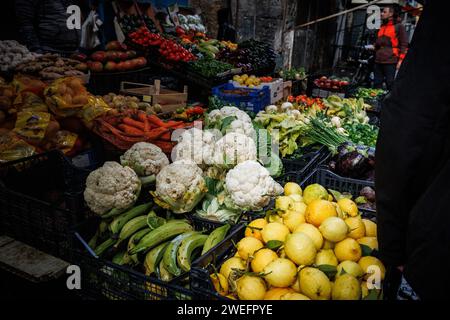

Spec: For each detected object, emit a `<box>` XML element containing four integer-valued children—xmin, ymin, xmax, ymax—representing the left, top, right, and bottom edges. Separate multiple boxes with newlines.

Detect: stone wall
<box><xmin>189</xmin><ymin>0</ymin><xmax>228</xmax><ymax>38</ymax></box>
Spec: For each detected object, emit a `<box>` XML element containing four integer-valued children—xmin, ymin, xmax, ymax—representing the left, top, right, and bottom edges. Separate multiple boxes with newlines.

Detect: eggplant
<box><xmin>336</xmin><ymin>150</ymin><xmax>371</xmax><ymax>179</ymax></box>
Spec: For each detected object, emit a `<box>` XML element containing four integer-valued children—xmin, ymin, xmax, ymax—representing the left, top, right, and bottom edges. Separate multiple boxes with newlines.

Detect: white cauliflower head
<box><xmin>84</xmin><ymin>162</ymin><xmax>141</xmax><ymax>215</ymax></box>
<box><xmin>171</xmin><ymin>128</ymin><xmax>218</xmax><ymax>166</ymax></box>
<box><xmin>120</xmin><ymin>142</ymin><xmax>169</xmax><ymax>177</ymax></box>
<box><xmin>153</xmin><ymin>160</ymin><xmax>207</xmax><ymax>214</ymax></box>
<box><xmin>212</xmin><ymin>132</ymin><xmax>257</xmax><ymax>168</ymax></box>
<box><xmin>225</xmin><ymin>160</ymin><xmax>283</xmax><ymax>211</ymax></box>
<box><xmin>207</xmin><ymin>106</ymin><xmax>255</xmax><ymax>138</ymax></box>
<box><xmin>208</xmin><ymin>106</ymin><xmax>252</xmax><ymax>123</ymax></box>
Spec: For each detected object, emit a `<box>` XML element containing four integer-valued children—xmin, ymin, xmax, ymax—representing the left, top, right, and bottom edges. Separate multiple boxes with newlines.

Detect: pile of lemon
<box><xmin>210</xmin><ymin>182</ymin><xmax>385</xmax><ymax>300</ymax></box>
<box><xmin>233</xmin><ymin>74</ymin><xmax>261</xmax><ymax>88</ymax></box>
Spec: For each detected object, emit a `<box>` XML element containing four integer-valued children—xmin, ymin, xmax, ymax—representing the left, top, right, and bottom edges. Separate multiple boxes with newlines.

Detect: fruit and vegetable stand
<box><xmin>0</xmin><ymin>2</ymin><xmax>388</xmax><ymax>302</ymax></box>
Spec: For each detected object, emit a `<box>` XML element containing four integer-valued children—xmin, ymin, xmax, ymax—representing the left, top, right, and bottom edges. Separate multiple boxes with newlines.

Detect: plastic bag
<box><xmin>80</xmin><ymin>10</ymin><xmax>103</xmax><ymax>49</ymax></box>
<box><xmin>12</xmin><ymin>75</ymin><xmax>47</xmax><ymax>97</ymax></box>
<box><xmin>0</xmin><ymin>130</ymin><xmax>36</xmax><ymax>162</ymax></box>
<box><xmin>13</xmin><ymin>91</ymin><xmax>48</xmax><ymax>113</ymax></box>
<box><xmin>78</xmin><ymin>95</ymin><xmax>111</xmax><ymax>127</ymax></box>
<box><xmin>51</xmin><ymin>130</ymin><xmax>79</xmax><ymax>155</ymax></box>
<box><xmin>45</xmin><ymin>77</ymin><xmax>88</xmax><ymax>117</ymax></box>
<box><xmin>13</xmin><ymin>111</ymin><xmax>51</xmax><ymax>143</ymax></box>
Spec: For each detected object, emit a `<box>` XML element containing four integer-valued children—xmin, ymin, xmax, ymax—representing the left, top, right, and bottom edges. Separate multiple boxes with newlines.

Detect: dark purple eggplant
<box><xmin>336</xmin><ymin>150</ymin><xmax>371</xmax><ymax>178</ymax></box>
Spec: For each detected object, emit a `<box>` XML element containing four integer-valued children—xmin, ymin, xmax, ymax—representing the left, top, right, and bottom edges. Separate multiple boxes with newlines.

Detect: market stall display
<box><xmin>191</xmin><ymin>170</ymin><xmax>381</xmax><ymax>300</ymax></box>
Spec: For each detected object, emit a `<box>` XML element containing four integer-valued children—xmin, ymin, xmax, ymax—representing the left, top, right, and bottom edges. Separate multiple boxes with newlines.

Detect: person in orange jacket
<box><xmin>374</xmin><ymin>5</ymin><xmax>408</xmax><ymax>90</ymax></box>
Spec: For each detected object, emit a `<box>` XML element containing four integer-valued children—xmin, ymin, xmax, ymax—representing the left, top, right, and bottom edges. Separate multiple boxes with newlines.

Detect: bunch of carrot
<box><xmin>96</xmin><ymin>111</ymin><xmax>194</xmax><ymax>153</ymax></box>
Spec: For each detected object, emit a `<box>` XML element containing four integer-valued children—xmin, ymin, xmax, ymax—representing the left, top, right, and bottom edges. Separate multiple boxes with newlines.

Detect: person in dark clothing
<box><xmin>376</xmin><ymin>0</ymin><xmax>450</xmax><ymax>300</ymax></box>
<box><xmin>373</xmin><ymin>5</ymin><xmax>408</xmax><ymax>90</ymax></box>
<box><xmin>217</xmin><ymin>8</ymin><xmax>236</xmax><ymax>42</ymax></box>
<box><xmin>15</xmin><ymin>0</ymin><xmax>82</xmax><ymax>53</ymax></box>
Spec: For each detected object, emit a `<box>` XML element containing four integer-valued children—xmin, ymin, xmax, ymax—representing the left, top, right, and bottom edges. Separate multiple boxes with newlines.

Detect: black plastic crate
<box><xmin>190</xmin><ymin>224</ymin><xmax>245</xmax><ymax>300</ymax></box>
<box><xmin>0</xmin><ymin>150</ymin><xmax>89</xmax><ymax>259</ymax></box>
<box><xmin>72</xmin><ymin>219</ymin><xmax>193</xmax><ymax>300</ymax></box>
<box><xmin>280</xmin><ymin>145</ymin><xmax>331</xmax><ymax>183</ymax></box>
<box><xmin>71</xmin><ymin>214</ymin><xmax>239</xmax><ymax>300</ymax></box>
<box><xmin>191</xmin><ymin>169</ymin><xmax>377</xmax><ymax>300</ymax></box>
<box><xmin>286</xmin><ymin>168</ymin><xmax>376</xmax><ymax>215</ymax></box>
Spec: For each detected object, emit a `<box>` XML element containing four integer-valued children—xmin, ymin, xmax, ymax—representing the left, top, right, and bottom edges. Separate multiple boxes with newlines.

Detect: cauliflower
<box><xmin>171</xmin><ymin>128</ymin><xmax>217</xmax><ymax>166</ymax></box>
<box><xmin>152</xmin><ymin>160</ymin><xmax>207</xmax><ymax>214</ymax></box>
<box><xmin>281</xmin><ymin>102</ymin><xmax>294</xmax><ymax>111</ymax></box>
<box><xmin>265</xmin><ymin>105</ymin><xmax>279</xmax><ymax>113</ymax></box>
<box><xmin>206</xmin><ymin>106</ymin><xmax>256</xmax><ymax>138</ymax></box>
<box><xmin>212</xmin><ymin>132</ymin><xmax>257</xmax><ymax>168</ymax></box>
<box><xmin>120</xmin><ymin>142</ymin><xmax>169</xmax><ymax>185</ymax></box>
<box><xmin>208</xmin><ymin>106</ymin><xmax>252</xmax><ymax>123</ymax></box>
<box><xmin>330</xmin><ymin>116</ymin><xmax>342</xmax><ymax>128</ymax></box>
<box><xmin>84</xmin><ymin>162</ymin><xmax>141</xmax><ymax>216</ymax></box>
<box><xmin>225</xmin><ymin>160</ymin><xmax>283</xmax><ymax>211</ymax></box>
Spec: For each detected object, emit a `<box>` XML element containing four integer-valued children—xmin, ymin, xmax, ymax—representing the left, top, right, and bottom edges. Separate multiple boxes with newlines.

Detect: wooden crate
<box><xmin>120</xmin><ymin>80</ymin><xmax>188</xmax><ymax>113</ymax></box>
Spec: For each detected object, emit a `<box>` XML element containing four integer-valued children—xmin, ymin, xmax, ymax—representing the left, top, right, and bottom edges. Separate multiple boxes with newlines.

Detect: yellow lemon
<box><xmin>357</xmin><ymin>237</ymin><xmax>378</xmax><ymax>251</ymax></box>
<box><xmin>291</xmin><ymin>201</ymin><xmax>307</xmax><ymax>214</ymax></box>
<box><xmin>334</xmin><ymin>238</ymin><xmax>362</xmax><ymax>262</ymax></box>
<box><xmin>281</xmin><ymin>292</ymin><xmax>311</xmax><ymax>300</ymax></box>
<box><xmin>261</xmin><ymin>222</ymin><xmax>290</xmax><ymax>244</ymax></box>
<box><xmin>289</xmin><ymin>194</ymin><xmax>303</xmax><ymax>202</ymax></box>
<box><xmin>237</xmin><ymin>237</ymin><xmax>264</xmax><ymax>260</ymax></box>
<box><xmin>345</xmin><ymin>217</ymin><xmax>366</xmax><ymax>239</ymax></box>
<box><xmin>251</xmin><ymin>248</ymin><xmax>278</xmax><ymax>273</ymax></box>
<box><xmin>305</xmin><ymin>200</ymin><xmax>337</xmax><ymax>227</ymax></box>
<box><xmin>284</xmin><ymin>232</ymin><xmax>317</xmax><ymax>265</ymax></box>
<box><xmin>361</xmin><ymin>281</ymin><xmax>369</xmax><ymax>299</ymax></box>
<box><xmin>210</xmin><ymin>273</ymin><xmax>228</xmax><ymax>296</ymax></box>
<box><xmin>315</xmin><ymin>249</ymin><xmax>338</xmax><ymax>267</ymax></box>
<box><xmin>283</xmin><ymin>210</ymin><xmax>306</xmax><ymax>232</ymax></box>
<box><xmin>332</xmin><ymin>274</ymin><xmax>361</xmax><ymax>300</ymax></box>
<box><xmin>264</xmin><ymin>287</ymin><xmax>295</xmax><ymax>300</ymax></box>
<box><xmin>298</xmin><ymin>267</ymin><xmax>331</xmax><ymax>300</ymax></box>
<box><xmin>284</xmin><ymin>182</ymin><xmax>302</xmax><ymax>196</ymax></box>
<box><xmin>267</xmin><ymin>212</ymin><xmax>284</xmax><ymax>224</ymax></box>
<box><xmin>275</xmin><ymin>196</ymin><xmax>294</xmax><ymax>213</ymax></box>
<box><xmin>220</xmin><ymin>257</ymin><xmax>246</xmax><ymax>280</ymax></box>
<box><xmin>362</xmin><ymin>219</ymin><xmax>377</xmax><ymax>237</ymax></box>
<box><xmin>303</xmin><ymin>184</ymin><xmax>329</xmax><ymax>205</ymax></box>
<box><xmin>245</xmin><ymin>218</ymin><xmax>267</xmax><ymax>241</ymax></box>
<box><xmin>332</xmin><ymin>202</ymin><xmax>345</xmax><ymax>219</ymax></box>
<box><xmin>358</xmin><ymin>256</ymin><xmax>386</xmax><ymax>280</ymax></box>
<box><xmin>319</xmin><ymin>217</ymin><xmax>349</xmax><ymax>242</ymax></box>
<box><xmin>336</xmin><ymin>260</ymin><xmax>364</xmax><ymax>278</ymax></box>
<box><xmin>294</xmin><ymin>223</ymin><xmax>323</xmax><ymax>250</ymax></box>
<box><xmin>263</xmin><ymin>258</ymin><xmax>298</xmax><ymax>287</ymax></box>
<box><xmin>236</xmin><ymin>275</ymin><xmax>266</xmax><ymax>300</ymax></box>
<box><xmin>291</xmin><ymin>277</ymin><xmax>301</xmax><ymax>292</ymax></box>
<box><xmin>338</xmin><ymin>198</ymin><xmax>359</xmax><ymax>217</ymax></box>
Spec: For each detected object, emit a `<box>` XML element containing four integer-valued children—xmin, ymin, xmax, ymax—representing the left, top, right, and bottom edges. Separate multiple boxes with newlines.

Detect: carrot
<box><xmin>147</xmin><ymin>115</ymin><xmax>183</xmax><ymax>128</ymax></box>
<box><xmin>137</xmin><ymin>112</ymin><xmax>150</xmax><ymax>133</ymax></box>
<box><xmin>159</xmin><ymin>130</ymin><xmax>172</xmax><ymax>141</ymax></box>
<box><xmin>142</xmin><ymin>127</ymin><xmax>170</xmax><ymax>140</ymax></box>
<box><xmin>118</xmin><ymin>124</ymin><xmax>144</xmax><ymax>136</ymax></box>
<box><xmin>98</xmin><ymin>120</ymin><xmax>143</xmax><ymax>142</ymax></box>
<box><xmin>123</xmin><ymin>117</ymin><xmax>145</xmax><ymax>130</ymax></box>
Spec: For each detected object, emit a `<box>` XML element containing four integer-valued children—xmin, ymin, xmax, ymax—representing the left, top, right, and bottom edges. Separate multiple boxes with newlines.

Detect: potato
<box><xmin>65</xmin><ymin>86</ymin><xmax>74</xmax><ymax>97</ymax></box>
<box><xmin>63</xmin><ymin>93</ymin><xmax>72</xmax><ymax>105</ymax></box>
<box><xmin>72</xmin><ymin>94</ymin><xmax>88</xmax><ymax>105</ymax></box>
<box><xmin>57</xmin><ymin>83</ymin><xmax>67</xmax><ymax>96</ymax></box>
